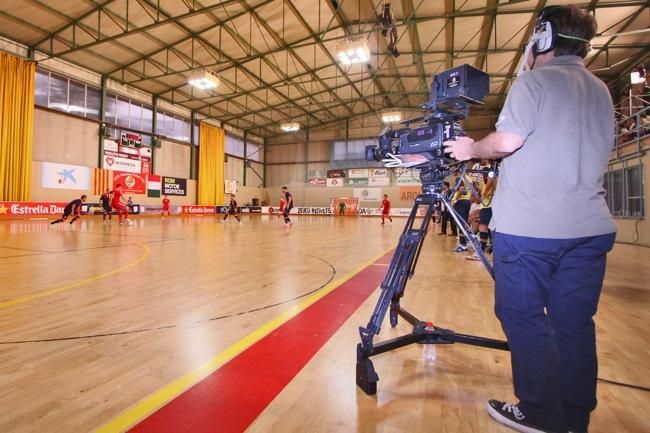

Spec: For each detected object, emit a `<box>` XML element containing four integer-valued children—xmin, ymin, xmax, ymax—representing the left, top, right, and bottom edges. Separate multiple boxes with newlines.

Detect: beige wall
<box><xmin>154</xmin><ymin>139</ymin><xmax>191</xmax><ymax>179</ymax></box>
<box><xmin>33</xmin><ymin>108</ymin><xmax>99</xmax><ymax>167</ymax></box>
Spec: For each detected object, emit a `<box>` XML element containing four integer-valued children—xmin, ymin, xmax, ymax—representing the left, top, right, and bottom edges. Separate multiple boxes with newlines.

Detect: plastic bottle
<box><xmin>423</xmin><ymin>344</ymin><xmax>437</xmax><ymax>362</ymax></box>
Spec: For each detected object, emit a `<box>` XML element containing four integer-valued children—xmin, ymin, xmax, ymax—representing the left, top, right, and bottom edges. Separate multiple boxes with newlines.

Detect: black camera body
<box><xmin>366</xmin><ymin>64</ymin><xmax>490</xmax><ymax>176</ymax></box>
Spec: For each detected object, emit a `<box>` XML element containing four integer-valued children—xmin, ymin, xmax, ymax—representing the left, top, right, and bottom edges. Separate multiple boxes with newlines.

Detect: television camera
<box><xmin>356</xmin><ymin>65</ymin><xmax>508</xmax><ymax>396</ymax></box>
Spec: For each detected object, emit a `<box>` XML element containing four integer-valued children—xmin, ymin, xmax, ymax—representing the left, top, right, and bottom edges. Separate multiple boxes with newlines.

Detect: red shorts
<box><xmin>162</xmin><ymin>207</ymin><xmax>170</xmax><ymax>212</ymax></box>
<box><xmin>112</xmin><ymin>201</ymin><xmax>126</xmax><ymax>211</ymax></box>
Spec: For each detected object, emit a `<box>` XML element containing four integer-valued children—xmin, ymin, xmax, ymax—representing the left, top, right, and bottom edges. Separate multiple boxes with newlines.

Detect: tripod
<box><xmin>356</xmin><ymin>177</ymin><xmax>509</xmax><ymax>395</ymax></box>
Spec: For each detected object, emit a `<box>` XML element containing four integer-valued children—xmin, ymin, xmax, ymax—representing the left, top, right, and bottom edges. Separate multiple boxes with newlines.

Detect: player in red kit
<box><xmin>278</xmin><ymin>195</ymin><xmax>286</xmax><ymax>220</ymax></box>
<box><xmin>111</xmin><ymin>183</ymin><xmax>131</xmax><ymax>225</ymax></box>
<box><xmin>380</xmin><ymin>194</ymin><xmax>392</xmax><ymax>224</ymax></box>
<box><xmin>161</xmin><ymin>195</ymin><xmax>171</xmax><ymax>218</ymax></box>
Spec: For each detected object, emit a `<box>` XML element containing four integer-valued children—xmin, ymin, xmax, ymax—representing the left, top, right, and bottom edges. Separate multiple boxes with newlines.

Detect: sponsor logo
<box><xmin>106</xmin><ymin>156</ymin><xmax>115</xmax><ymax>166</ymax></box>
<box><xmin>182</xmin><ymin>205</ymin><xmax>216</xmax><ymax>214</ymax></box>
<box><xmin>124</xmin><ymin>175</ymin><xmax>136</xmax><ymax>189</ymax></box>
<box><xmin>0</xmin><ymin>202</ymin><xmax>66</xmax><ymax>216</ymax></box>
<box><xmin>296</xmin><ymin>207</ymin><xmax>333</xmax><ymax>215</ymax></box>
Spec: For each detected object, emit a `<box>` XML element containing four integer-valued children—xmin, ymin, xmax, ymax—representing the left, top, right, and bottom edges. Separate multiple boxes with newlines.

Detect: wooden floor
<box><xmin>0</xmin><ymin>215</ymin><xmax>648</xmax><ymax>433</ymax></box>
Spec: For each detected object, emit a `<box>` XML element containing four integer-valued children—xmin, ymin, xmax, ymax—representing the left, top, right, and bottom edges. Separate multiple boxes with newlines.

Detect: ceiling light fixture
<box><xmin>381</xmin><ymin>109</ymin><xmax>402</xmax><ymax>123</ymax></box>
<box><xmin>281</xmin><ymin>122</ymin><xmax>301</xmax><ymax>132</ymax></box>
<box><xmin>336</xmin><ymin>38</ymin><xmax>370</xmax><ymax>65</ymax></box>
<box><xmin>188</xmin><ymin>69</ymin><xmax>220</xmax><ymax>90</ymax></box>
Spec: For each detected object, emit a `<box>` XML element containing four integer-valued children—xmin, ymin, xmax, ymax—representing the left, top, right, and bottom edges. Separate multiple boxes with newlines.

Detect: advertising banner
<box><xmin>0</xmin><ymin>201</ymin><xmax>68</xmax><ymax>217</ymax></box>
<box><xmin>225</xmin><ymin>179</ymin><xmax>237</xmax><ymax>194</ymax></box>
<box><xmin>327</xmin><ymin>169</ymin><xmax>346</xmax><ymax>178</ymax></box>
<box><xmin>308</xmin><ymin>177</ymin><xmax>326</xmax><ymax>186</ymax></box>
<box><xmin>326</xmin><ymin>178</ymin><xmax>344</xmax><ymax>188</ymax></box>
<box><xmin>348</xmin><ymin>168</ymin><xmax>369</xmax><ymax>178</ymax></box>
<box><xmin>354</xmin><ymin>188</ymin><xmax>382</xmax><ymax>201</ymax></box>
<box><xmin>358</xmin><ymin>207</ymin><xmax>383</xmax><ymax>216</ymax></box>
<box><xmin>119</xmin><ymin>145</ymin><xmax>139</xmax><ymax>156</ymax></box>
<box><xmin>400</xmin><ymin>186</ymin><xmax>422</xmax><ymax>201</ymax></box>
<box><xmin>41</xmin><ymin>162</ymin><xmax>91</xmax><ymax>190</ymax></box>
<box><xmin>369</xmin><ymin>168</ymin><xmax>388</xmax><ymax>177</ymax></box>
<box><xmin>346</xmin><ymin>178</ymin><xmax>368</xmax><ymax>186</ymax></box>
<box><xmin>82</xmin><ymin>203</ymin><xmax>140</xmax><ymax>215</ymax></box>
<box><xmin>216</xmin><ymin>206</ymin><xmax>262</xmax><ymax>214</ymax></box>
<box><xmin>181</xmin><ymin>205</ymin><xmax>216</xmax><ymax>215</ymax></box>
<box><xmin>141</xmin><ymin>160</ymin><xmax>151</xmax><ymax>175</ymax></box>
<box><xmin>295</xmin><ymin>207</ymin><xmax>334</xmax><ymax>215</ymax></box>
<box><xmin>104</xmin><ymin>139</ymin><xmax>118</xmax><ymax>153</ymax></box>
<box><xmin>163</xmin><ymin>177</ymin><xmax>187</xmax><ymax>196</ymax></box>
<box><xmin>113</xmin><ymin>171</ymin><xmax>147</xmax><ymax>194</ymax></box>
<box><xmin>368</xmin><ymin>177</ymin><xmax>390</xmax><ymax>186</ymax></box>
<box><xmin>103</xmin><ymin>154</ymin><xmax>141</xmax><ymax>174</ymax></box>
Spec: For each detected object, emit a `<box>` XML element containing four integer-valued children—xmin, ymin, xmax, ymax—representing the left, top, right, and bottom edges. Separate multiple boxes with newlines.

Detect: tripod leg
<box><xmin>440</xmin><ymin>195</ymin><xmax>494</xmax><ymax>279</ymax></box>
<box><xmin>359</xmin><ymin>195</ymin><xmax>436</xmax><ymax>348</ymax></box>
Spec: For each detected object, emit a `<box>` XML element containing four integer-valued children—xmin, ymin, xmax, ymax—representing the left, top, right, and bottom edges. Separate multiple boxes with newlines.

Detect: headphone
<box><xmin>518</xmin><ymin>7</ymin><xmax>591</xmax><ymax>76</ymax></box>
<box><xmin>532</xmin><ymin>7</ymin><xmax>591</xmax><ymax>55</ymax></box>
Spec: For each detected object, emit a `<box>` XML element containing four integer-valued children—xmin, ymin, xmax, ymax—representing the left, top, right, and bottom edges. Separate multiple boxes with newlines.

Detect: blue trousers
<box><xmin>493</xmin><ymin>232</ymin><xmax>616</xmax><ymax>432</ymax></box>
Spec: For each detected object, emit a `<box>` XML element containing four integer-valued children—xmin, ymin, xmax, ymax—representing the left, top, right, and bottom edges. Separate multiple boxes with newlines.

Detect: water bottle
<box><xmin>423</xmin><ymin>344</ymin><xmax>437</xmax><ymax>362</ymax></box>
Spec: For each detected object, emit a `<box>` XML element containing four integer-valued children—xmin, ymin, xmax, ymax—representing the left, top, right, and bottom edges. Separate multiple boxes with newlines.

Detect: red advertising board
<box><xmin>141</xmin><ymin>160</ymin><xmax>151</xmax><ymax>175</ymax></box>
<box><xmin>0</xmin><ymin>201</ymin><xmax>67</xmax><ymax>218</ymax></box>
<box><xmin>181</xmin><ymin>205</ymin><xmax>216</xmax><ymax>215</ymax></box>
<box><xmin>113</xmin><ymin>171</ymin><xmax>146</xmax><ymax>194</ymax></box>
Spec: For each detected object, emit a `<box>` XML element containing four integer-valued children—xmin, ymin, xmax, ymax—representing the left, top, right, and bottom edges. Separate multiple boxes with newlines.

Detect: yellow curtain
<box><xmin>0</xmin><ymin>51</ymin><xmax>34</xmax><ymax>201</ymax></box>
<box><xmin>198</xmin><ymin>123</ymin><xmax>225</xmax><ymax>205</ymax></box>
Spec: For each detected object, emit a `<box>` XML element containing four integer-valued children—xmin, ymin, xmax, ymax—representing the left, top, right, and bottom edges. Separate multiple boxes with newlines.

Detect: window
<box><xmin>225</xmin><ymin>134</ymin><xmax>245</xmax><ymax>157</ymax></box>
<box><xmin>86</xmin><ymin>86</ymin><xmax>101</xmax><ymax>120</ymax></box>
<box><xmin>68</xmin><ymin>81</ymin><xmax>86</xmax><ymax>116</ymax></box>
<box><xmin>605</xmin><ymin>165</ymin><xmax>644</xmax><ymax>218</ymax></box>
<box><xmin>49</xmin><ymin>74</ymin><xmax>69</xmax><ymax>111</ymax></box>
<box><xmin>626</xmin><ymin>166</ymin><xmax>643</xmax><ymax>217</ymax></box>
<box><xmin>155</xmin><ymin>110</ymin><xmax>191</xmax><ymax>142</ymax></box>
<box><xmin>142</xmin><ymin>105</ymin><xmax>153</xmax><ymax>133</ymax></box>
<box><xmin>34</xmin><ymin>69</ymin><xmax>100</xmax><ymax>119</ymax></box>
<box><xmin>193</xmin><ymin>122</ymin><xmax>199</xmax><ymax>145</ymax></box>
<box><xmin>247</xmin><ymin>142</ymin><xmax>264</xmax><ymax>163</ymax></box>
<box><xmin>105</xmin><ymin>93</ymin><xmax>117</xmax><ymax>125</ymax></box>
<box><xmin>116</xmin><ymin>97</ymin><xmax>130</xmax><ymax>128</ymax></box>
<box><xmin>34</xmin><ymin>70</ymin><xmax>48</xmax><ymax>106</ymax></box>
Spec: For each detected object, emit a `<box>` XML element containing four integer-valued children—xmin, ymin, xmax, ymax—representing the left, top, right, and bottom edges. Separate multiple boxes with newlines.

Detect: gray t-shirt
<box><xmin>492</xmin><ymin>55</ymin><xmax>616</xmax><ymax>239</ymax></box>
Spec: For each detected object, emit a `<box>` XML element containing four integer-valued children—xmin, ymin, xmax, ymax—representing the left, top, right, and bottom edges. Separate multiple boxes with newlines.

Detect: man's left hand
<box><xmin>443</xmin><ymin>136</ymin><xmax>475</xmax><ymax>161</ymax></box>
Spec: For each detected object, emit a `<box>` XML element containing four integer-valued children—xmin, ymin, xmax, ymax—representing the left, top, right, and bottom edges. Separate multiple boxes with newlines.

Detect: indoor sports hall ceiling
<box><xmin>0</xmin><ymin>0</ymin><xmax>648</xmax><ymax>138</ymax></box>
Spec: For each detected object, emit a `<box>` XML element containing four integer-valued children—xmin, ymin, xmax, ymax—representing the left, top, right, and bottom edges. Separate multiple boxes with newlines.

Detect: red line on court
<box><xmin>128</xmin><ymin>252</ymin><xmax>393</xmax><ymax>433</ymax></box>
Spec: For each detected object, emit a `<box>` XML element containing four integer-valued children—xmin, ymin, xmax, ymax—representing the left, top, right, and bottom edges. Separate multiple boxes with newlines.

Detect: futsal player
<box><xmin>50</xmin><ymin>195</ymin><xmax>86</xmax><ymax>225</ymax></box>
<box><xmin>282</xmin><ymin>186</ymin><xmax>293</xmax><ymax>227</ymax></box>
<box><xmin>161</xmin><ymin>195</ymin><xmax>171</xmax><ymax>218</ymax></box>
<box><xmin>223</xmin><ymin>194</ymin><xmax>241</xmax><ymax>222</ymax></box>
<box><xmin>379</xmin><ymin>194</ymin><xmax>392</xmax><ymax>224</ymax></box>
<box><xmin>278</xmin><ymin>195</ymin><xmax>286</xmax><ymax>220</ymax></box>
<box><xmin>111</xmin><ymin>183</ymin><xmax>131</xmax><ymax>225</ymax></box>
<box><xmin>100</xmin><ymin>188</ymin><xmax>112</xmax><ymax>223</ymax></box>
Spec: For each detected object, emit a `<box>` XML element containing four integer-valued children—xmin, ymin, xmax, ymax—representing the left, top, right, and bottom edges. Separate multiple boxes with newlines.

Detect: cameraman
<box><xmin>443</xmin><ymin>5</ymin><xmax>616</xmax><ymax>433</ymax></box>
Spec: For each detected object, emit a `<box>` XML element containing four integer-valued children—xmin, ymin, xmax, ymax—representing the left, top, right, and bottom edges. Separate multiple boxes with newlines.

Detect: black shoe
<box><xmin>486</xmin><ymin>400</ymin><xmax>559</xmax><ymax>433</ymax></box>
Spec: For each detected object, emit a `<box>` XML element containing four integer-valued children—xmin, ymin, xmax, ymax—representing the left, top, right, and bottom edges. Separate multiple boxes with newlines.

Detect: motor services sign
<box><xmin>163</xmin><ymin>177</ymin><xmax>187</xmax><ymax>196</ymax></box>
<box><xmin>0</xmin><ymin>202</ymin><xmax>67</xmax><ymax>217</ymax></box>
